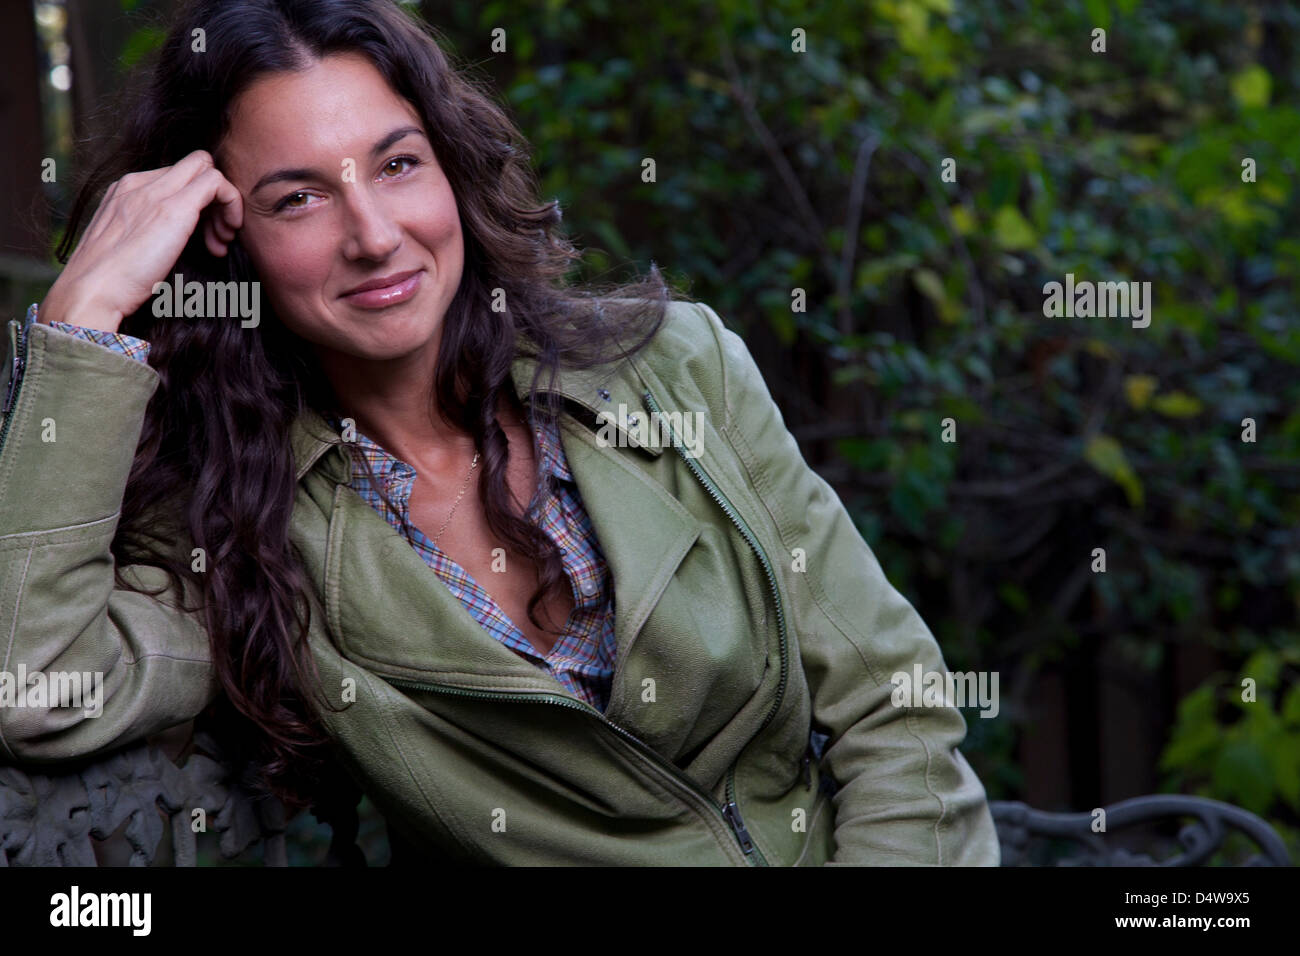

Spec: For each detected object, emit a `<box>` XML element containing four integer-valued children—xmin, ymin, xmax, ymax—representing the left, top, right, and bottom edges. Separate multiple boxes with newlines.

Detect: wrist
<box><xmin>38</xmin><ymin>286</ymin><xmax>124</xmax><ymax>334</ymax></box>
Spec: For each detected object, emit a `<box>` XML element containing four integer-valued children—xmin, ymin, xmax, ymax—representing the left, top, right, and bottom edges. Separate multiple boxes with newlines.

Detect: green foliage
<box><xmin>421</xmin><ymin>0</ymin><xmax>1300</xmax><ymax>851</ymax></box>
<box><xmin>446</xmin><ymin>0</ymin><xmax>1300</xmax><ymax>843</ymax></box>
<box><xmin>1160</xmin><ymin>645</ymin><xmax>1300</xmax><ymax>862</ymax></box>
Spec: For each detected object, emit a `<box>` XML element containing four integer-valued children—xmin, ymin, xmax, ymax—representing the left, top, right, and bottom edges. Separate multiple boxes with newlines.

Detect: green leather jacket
<box><xmin>0</xmin><ymin>299</ymin><xmax>999</xmax><ymax>866</ymax></box>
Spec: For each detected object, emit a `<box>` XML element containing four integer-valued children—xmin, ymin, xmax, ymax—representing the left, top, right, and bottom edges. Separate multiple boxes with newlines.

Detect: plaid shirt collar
<box><xmin>322</xmin><ymin>409</ymin><xmax>573</xmax><ymax>489</ymax></box>
<box><xmin>292</xmin><ymin>336</ymin><xmax>663</xmax><ymax>482</ymax></box>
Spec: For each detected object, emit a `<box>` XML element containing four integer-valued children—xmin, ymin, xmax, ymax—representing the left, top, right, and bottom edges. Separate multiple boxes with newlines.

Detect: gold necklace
<box><xmin>431</xmin><ymin>450</ymin><xmax>481</xmax><ymax>545</ymax></box>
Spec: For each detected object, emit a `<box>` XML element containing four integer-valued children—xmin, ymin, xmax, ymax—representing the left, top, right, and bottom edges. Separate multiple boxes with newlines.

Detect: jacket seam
<box><xmin>0</xmin><ymin>541</ymin><xmax>36</xmax><ymax>761</ymax></box>
<box><xmin>356</xmin><ymin>665</ymin><xmax>479</xmax><ymax>860</ymax></box>
<box><xmin>0</xmin><ymin>324</ymin><xmax>157</xmax><ymax>508</ymax></box>
<box><xmin>36</xmin><ymin>321</ymin><xmax>161</xmax><ymax>389</ymax></box>
<box><xmin>0</xmin><ymin>512</ymin><xmax>118</xmax><ymax>544</ymax></box>
<box><xmin>723</xmin><ymin>411</ymin><xmax>949</xmax><ymax>863</ymax></box>
<box><xmin>118</xmin><ymin>652</ymin><xmax>212</xmax><ymax>666</ymax></box>
<box><xmin>701</xmin><ymin>305</ymin><xmax>948</xmax><ymax>865</ymax></box>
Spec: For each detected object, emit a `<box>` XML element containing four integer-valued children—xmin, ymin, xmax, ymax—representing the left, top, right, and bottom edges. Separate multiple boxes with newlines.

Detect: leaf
<box><xmin>1275</xmin><ymin>736</ymin><xmax>1300</xmax><ymax>809</ymax></box>
<box><xmin>992</xmin><ymin>206</ymin><xmax>1037</xmax><ymax>251</ymax></box>
<box><xmin>1124</xmin><ymin>374</ymin><xmax>1158</xmax><ymax>410</ymax></box>
<box><xmin>950</xmin><ymin>205</ymin><xmax>977</xmax><ymax>236</ymax></box>
<box><xmin>889</xmin><ymin>478</ymin><xmax>928</xmax><ymax>535</ymax></box>
<box><xmin>1161</xmin><ymin>720</ymin><xmax>1219</xmax><ymax>772</ymax></box>
<box><xmin>1083</xmin><ymin>434</ymin><xmax>1144</xmax><ymax>508</ymax></box>
<box><xmin>769</xmin><ymin>308</ymin><xmax>797</xmax><ymax>347</ymax></box>
<box><xmin>1230</xmin><ymin>65</ymin><xmax>1272</xmax><ymax>110</ymax></box>
<box><xmin>963</xmin><ymin>354</ymin><xmax>993</xmax><ymax>382</ymax></box>
<box><xmin>1212</xmin><ymin>738</ymin><xmax>1274</xmax><ymax>813</ymax></box>
<box><xmin>856</xmin><ymin>253</ymin><xmax>921</xmax><ymax>291</ymax></box>
<box><xmin>912</xmin><ymin>268</ymin><xmax>947</xmax><ymax>307</ymax></box>
<box><xmin>1241</xmin><ymin>648</ymin><xmax>1282</xmax><ymax>691</ymax></box>
<box><xmin>1151</xmin><ymin>390</ymin><xmax>1203</xmax><ymax>418</ymax></box>
<box><xmin>1084</xmin><ymin>0</ymin><xmax>1111</xmax><ymax>31</ymax></box>
<box><xmin>998</xmin><ymin>583</ymin><xmax>1030</xmax><ymax>613</ymax></box>
<box><xmin>835</xmin><ymin>438</ymin><xmax>892</xmax><ymax>472</ymax></box>
<box><xmin>1282</xmin><ymin>684</ymin><xmax>1300</xmax><ymax>727</ymax></box>
<box><xmin>1176</xmin><ymin>684</ymin><xmax>1219</xmax><ymax>724</ymax></box>
<box><xmin>119</xmin><ymin>26</ymin><xmax>166</xmax><ymax>70</ymax></box>
<box><xmin>588</xmin><ymin>219</ymin><xmax>631</xmax><ymax>262</ymax></box>
<box><xmin>899</xmin><ymin>410</ymin><xmax>926</xmax><ymax>432</ymax></box>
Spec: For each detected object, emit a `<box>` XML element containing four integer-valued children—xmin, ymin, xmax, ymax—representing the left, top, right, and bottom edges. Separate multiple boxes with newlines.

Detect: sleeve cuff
<box><xmin>28</xmin><ymin>302</ymin><xmax>152</xmax><ymax>363</ymax></box>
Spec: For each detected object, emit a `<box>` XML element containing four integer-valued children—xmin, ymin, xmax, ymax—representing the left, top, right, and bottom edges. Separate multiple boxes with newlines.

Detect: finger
<box><xmin>112</xmin><ymin>165</ymin><xmax>175</xmax><ymax>198</ymax></box>
<box><xmin>153</xmin><ymin>149</ymin><xmax>219</xmax><ymax>195</ymax></box>
<box><xmin>184</xmin><ymin>166</ymin><xmax>244</xmax><ymax>234</ymax></box>
<box><xmin>151</xmin><ymin>153</ymin><xmax>241</xmax><ymax>235</ymax></box>
<box><xmin>84</xmin><ymin>162</ymin><xmax>192</xmax><ymax>244</ymax></box>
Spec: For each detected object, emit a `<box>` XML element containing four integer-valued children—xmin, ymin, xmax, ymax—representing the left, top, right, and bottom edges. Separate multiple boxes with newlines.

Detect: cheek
<box><xmin>421</xmin><ymin>179</ymin><xmax>463</xmax><ymax>245</ymax></box>
<box><xmin>244</xmin><ymin>225</ymin><xmax>333</xmax><ymax>306</ymax></box>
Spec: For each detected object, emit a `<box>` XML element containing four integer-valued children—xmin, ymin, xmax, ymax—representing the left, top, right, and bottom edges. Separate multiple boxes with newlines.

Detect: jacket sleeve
<box><xmin>0</xmin><ymin>314</ymin><xmax>218</xmax><ymax>766</ymax></box>
<box><xmin>697</xmin><ymin>302</ymin><xmax>1000</xmax><ymax>866</ymax></box>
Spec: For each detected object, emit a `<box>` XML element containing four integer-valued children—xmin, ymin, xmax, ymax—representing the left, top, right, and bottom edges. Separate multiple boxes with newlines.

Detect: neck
<box><xmin>315</xmin><ymin>341</ymin><xmax>528</xmax><ymax>474</ymax></box>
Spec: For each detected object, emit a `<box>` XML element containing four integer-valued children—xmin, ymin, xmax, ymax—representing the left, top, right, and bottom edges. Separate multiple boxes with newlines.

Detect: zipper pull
<box><xmin>721</xmin><ymin>800</ymin><xmax>755</xmax><ymax>855</ymax></box>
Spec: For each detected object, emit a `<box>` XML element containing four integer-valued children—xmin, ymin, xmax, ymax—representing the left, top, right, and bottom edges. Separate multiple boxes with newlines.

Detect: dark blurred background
<box><xmin>3</xmin><ymin>0</ymin><xmax>1298</xmax><ymax>864</ymax></box>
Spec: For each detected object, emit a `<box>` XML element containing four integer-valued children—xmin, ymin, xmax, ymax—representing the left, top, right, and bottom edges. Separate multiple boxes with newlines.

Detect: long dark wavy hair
<box><xmin>55</xmin><ymin>0</ymin><xmax>675</xmax><ymax>811</ymax></box>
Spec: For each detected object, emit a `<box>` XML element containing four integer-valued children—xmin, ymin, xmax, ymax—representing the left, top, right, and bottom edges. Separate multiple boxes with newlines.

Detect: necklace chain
<box><xmin>431</xmin><ymin>450</ymin><xmax>481</xmax><ymax>544</ymax></box>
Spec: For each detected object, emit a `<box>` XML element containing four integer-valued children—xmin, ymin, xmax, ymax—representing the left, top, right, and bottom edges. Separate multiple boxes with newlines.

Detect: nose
<box><xmin>340</xmin><ymin>182</ymin><xmax>403</xmax><ymax>262</ymax></box>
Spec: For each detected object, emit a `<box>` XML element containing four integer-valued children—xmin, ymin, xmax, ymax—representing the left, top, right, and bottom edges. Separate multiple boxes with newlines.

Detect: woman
<box><xmin>0</xmin><ymin>0</ymin><xmax>998</xmax><ymax>865</ymax></box>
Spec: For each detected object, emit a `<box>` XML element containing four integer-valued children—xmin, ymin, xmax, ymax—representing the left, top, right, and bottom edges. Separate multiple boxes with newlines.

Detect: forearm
<box><xmin>0</xmin><ymin>315</ymin><xmax>214</xmax><ymax>764</ymax></box>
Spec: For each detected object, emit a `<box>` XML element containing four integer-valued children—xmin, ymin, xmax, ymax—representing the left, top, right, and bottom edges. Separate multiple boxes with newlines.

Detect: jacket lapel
<box><xmin>288</xmin><ymin>342</ymin><xmax>702</xmax><ymax>698</ymax></box>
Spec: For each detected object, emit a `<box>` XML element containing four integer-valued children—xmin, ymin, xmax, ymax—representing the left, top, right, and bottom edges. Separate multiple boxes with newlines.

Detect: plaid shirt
<box><xmin>30</xmin><ymin>303</ymin><xmax>618</xmax><ymax>711</ymax></box>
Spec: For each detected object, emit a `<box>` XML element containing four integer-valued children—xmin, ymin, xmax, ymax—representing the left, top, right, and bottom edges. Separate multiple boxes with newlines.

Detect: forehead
<box><xmin>220</xmin><ymin>52</ymin><xmax>423</xmax><ymax>173</ymax></box>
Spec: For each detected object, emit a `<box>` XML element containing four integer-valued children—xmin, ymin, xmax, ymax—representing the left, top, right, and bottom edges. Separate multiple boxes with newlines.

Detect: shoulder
<box><xmin>642</xmin><ymin>298</ymin><xmax>727</xmax><ymax>358</ymax></box>
<box><xmin>616</xmin><ymin>298</ymin><xmax>728</xmax><ymax>410</ymax></box>
<box><xmin>621</xmin><ymin>298</ymin><xmax>762</xmax><ymax>434</ymax></box>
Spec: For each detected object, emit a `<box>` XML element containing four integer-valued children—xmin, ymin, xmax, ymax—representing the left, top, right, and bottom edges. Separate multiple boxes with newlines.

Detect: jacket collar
<box><xmin>289</xmin><ymin>335</ymin><xmax>665</xmax><ymax>483</ymax></box>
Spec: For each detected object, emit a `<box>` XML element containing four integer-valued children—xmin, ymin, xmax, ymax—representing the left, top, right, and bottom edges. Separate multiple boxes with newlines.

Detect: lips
<box><xmin>339</xmin><ymin>269</ymin><xmax>424</xmax><ymax>309</ymax></box>
<box><xmin>341</xmin><ymin>269</ymin><xmax>422</xmax><ymax>297</ymax></box>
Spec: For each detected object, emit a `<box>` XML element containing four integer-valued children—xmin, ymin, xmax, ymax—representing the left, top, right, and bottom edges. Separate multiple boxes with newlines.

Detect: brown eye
<box><xmin>275</xmin><ymin>191</ymin><xmax>313</xmax><ymax>212</ymax></box>
<box><xmin>381</xmin><ymin>156</ymin><xmax>420</xmax><ymax>177</ymax></box>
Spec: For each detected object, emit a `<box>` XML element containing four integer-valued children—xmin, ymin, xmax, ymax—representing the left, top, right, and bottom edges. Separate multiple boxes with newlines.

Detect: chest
<box><xmin>298</xmin><ymin>406</ymin><xmax>787</xmax><ymax>772</ymax></box>
<box><xmin>405</xmin><ymin>432</ymin><xmax>576</xmax><ymax>657</ymax></box>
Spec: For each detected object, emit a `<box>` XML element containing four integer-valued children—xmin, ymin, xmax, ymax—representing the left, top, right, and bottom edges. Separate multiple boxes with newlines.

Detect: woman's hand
<box><xmin>39</xmin><ymin>150</ymin><xmax>244</xmax><ymax>333</ymax></box>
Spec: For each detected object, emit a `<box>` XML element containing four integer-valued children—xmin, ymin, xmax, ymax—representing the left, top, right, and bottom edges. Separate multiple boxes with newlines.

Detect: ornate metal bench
<box><xmin>0</xmin><ymin>730</ymin><xmax>358</xmax><ymax>866</ymax></box>
<box><xmin>990</xmin><ymin>797</ymin><xmax>1292</xmax><ymax>866</ymax></box>
<box><xmin>1</xmin><ymin>736</ymin><xmax>1292</xmax><ymax>865</ymax></box>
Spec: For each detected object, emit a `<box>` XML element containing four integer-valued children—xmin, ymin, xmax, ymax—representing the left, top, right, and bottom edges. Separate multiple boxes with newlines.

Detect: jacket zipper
<box><xmin>0</xmin><ymin>318</ymin><xmax>30</xmax><ymax>459</ymax></box>
<box><xmin>380</xmin><ymin>677</ymin><xmax>764</xmax><ymax>865</ymax></box>
<box><xmin>641</xmin><ymin>388</ymin><xmax>790</xmax><ymax>864</ymax></box>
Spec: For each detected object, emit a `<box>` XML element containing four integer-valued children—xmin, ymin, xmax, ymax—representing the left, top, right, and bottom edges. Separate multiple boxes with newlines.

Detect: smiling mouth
<box><xmin>339</xmin><ymin>269</ymin><xmax>424</xmax><ymax>308</ymax></box>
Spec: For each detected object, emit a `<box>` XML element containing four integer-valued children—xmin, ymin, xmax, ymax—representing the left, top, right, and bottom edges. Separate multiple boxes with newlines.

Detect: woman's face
<box><xmin>217</xmin><ymin>51</ymin><xmax>464</xmax><ymax>369</ymax></box>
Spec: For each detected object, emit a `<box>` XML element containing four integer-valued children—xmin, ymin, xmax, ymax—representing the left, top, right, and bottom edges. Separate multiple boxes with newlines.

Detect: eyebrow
<box><xmin>250</xmin><ymin>126</ymin><xmax>428</xmax><ymax>195</ymax></box>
